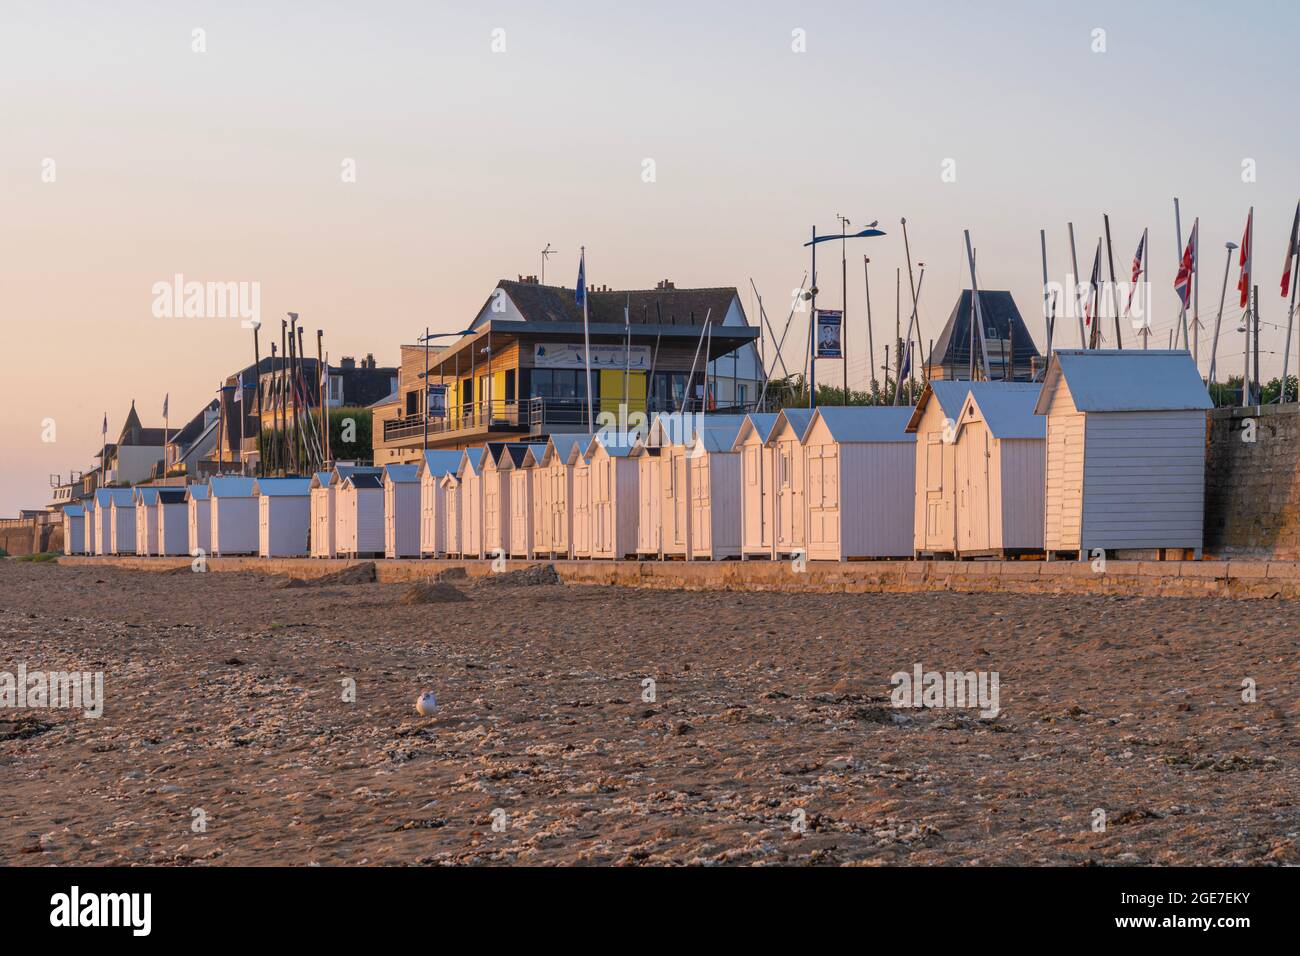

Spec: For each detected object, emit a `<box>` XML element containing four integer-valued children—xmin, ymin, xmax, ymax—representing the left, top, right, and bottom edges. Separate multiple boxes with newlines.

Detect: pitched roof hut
<box><xmin>1035</xmin><ymin>349</ymin><xmax>1212</xmax><ymax>558</ymax></box>
<box><xmin>382</xmin><ymin>464</ymin><xmax>422</xmax><ymax>559</ymax></box>
<box><xmin>101</xmin><ymin>488</ymin><xmax>136</xmax><ymax>555</ymax></box>
<box><xmin>209</xmin><ymin>476</ymin><xmax>259</xmax><ymax>556</ymax></box>
<box><xmin>457</xmin><ymin>448</ymin><xmax>489</xmax><ymax>560</ymax></box>
<box><xmin>310</xmin><ymin>466</ymin><xmax>377</xmax><ymax>558</ymax></box>
<box><xmin>62</xmin><ymin>505</ymin><xmax>86</xmax><ymax>555</ymax></box>
<box><xmin>82</xmin><ymin>500</ymin><xmax>96</xmax><ymax>554</ymax></box>
<box><xmin>440</xmin><ymin>470</ymin><xmax>464</xmax><ymax>558</ymax></box>
<box><xmin>906</xmin><ymin>380</ymin><xmax>977</xmax><ymax>555</ymax></box>
<box><xmin>186</xmin><ymin>483</ymin><xmax>211</xmax><ymax>557</ymax></box>
<box><xmin>571</xmin><ymin>438</ymin><xmax>594</xmax><ymax>558</ymax></box>
<box><xmin>585</xmin><ymin>434</ymin><xmax>640</xmax><ymax>560</ymax></box>
<box><xmin>155</xmin><ymin>488</ymin><xmax>189</xmax><ymax>556</ymax></box>
<box><xmin>802</xmin><ymin>406</ymin><xmax>916</xmax><ymax>560</ymax></box>
<box><xmin>480</xmin><ymin>442</ymin><xmax>514</xmax><ymax>560</ymax></box>
<box><xmin>334</xmin><ymin>471</ymin><xmax>385</xmax><ymax>558</ymax></box>
<box><xmin>537</xmin><ymin>434</ymin><xmax>591</xmax><ymax>559</ymax></box>
<box><xmin>417</xmin><ymin>450</ymin><xmax>464</xmax><ymax>557</ymax></box>
<box><xmin>255</xmin><ymin>477</ymin><xmax>313</xmax><ymax>557</ymax></box>
<box><xmin>504</xmin><ymin>443</ymin><xmax>547</xmax><ymax>558</ymax></box>
<box><xmin>93</xmin><ymin>489</ymin><xmax>132</xmax><ymax>555</ymax></box>
<box><xmin>134</xmin><ymin>488</ymin><xmax>160</xmax><ymax>556</ymax></box>
<box><xmin>630</xmin><ymin>440</ymin><xmax>664</xmax><ymax>558</ymax></box>
<box><xmin>733</xmin><ymin>412</ymin><xmax>780</xmax><ymax>558</ymax></box>
<box><xmin>766</xmin><ymin>408</ymin><xmax>815</xmax><ymax>558</ymax></box>
<box><xmin>685</xmin><ymin>422</ymin><xmax>745</xmax><ymax>560</ymax></box>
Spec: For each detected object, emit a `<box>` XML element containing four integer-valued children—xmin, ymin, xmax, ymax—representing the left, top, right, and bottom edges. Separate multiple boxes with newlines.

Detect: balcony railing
<box><xmin>382</xmin><ymin>397</ymin><xmax>761</xmax><ymax>444</ymax></box>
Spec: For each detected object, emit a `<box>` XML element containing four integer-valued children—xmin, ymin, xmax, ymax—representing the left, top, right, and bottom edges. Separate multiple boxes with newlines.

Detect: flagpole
<box><xmin>580</xmin><ymin>246</ymin><xmax>594</xmax><ymax>431</ymax></box>
<box><xmin>1068</xmin><ymin>223</ymin><xmax>1085</xmax><ymax>348</ymax></box>
<box><xmin>1104</xmin><ymin>215</ymin><xmax>1123</xmax><ymax>350</ymax></box>
<box><xmin>809</xmin><ymin>225</ymin><xmax>818</xmax><ymax>409</ymax></box>
<box><xmin>1141</xmin><ymin>228</ymin><xmax>1151</xmax><ymax>350</ymax></box>
<box><xmin>1174</xmin><ymin>198</ymin><xmax>1185</xmax><ymax>349</ymax></box>
<box><xmin>1209</xmin><ymin>241</ymin><xmax>1236</xmax><ymax>389</ymax></box>
<box><xmin>863</xmin><ymin>256</ymin><xmax>877</xmax><ymax>401</ymax></box>
<box><xmin>963</xmin><ymin>230</ymin><xmax>992</xmax><ymax>380</ymax></box>
<box><xmin>1284</xmin><ymin>244</ymin><xmax>1299</xmax><ymax>403</ymax></box>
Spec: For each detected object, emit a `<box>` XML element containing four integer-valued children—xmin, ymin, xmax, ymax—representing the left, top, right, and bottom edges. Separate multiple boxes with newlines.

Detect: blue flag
<box><xmin>575</xmin><ymin>251</ymin><xmax>586</xmax><ymax>309</ymax></box>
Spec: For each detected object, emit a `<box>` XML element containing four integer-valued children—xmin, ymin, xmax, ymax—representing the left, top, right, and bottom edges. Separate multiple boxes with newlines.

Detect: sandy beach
<box><xmin>2</xmin><ymin>559</ymin><xmax>1297</xmax><ymax>866</ymax></box>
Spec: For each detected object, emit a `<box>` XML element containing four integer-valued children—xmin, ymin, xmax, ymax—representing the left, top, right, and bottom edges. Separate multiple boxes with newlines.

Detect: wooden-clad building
<box><xmin>906</xmin><ymin>380</ymin><xmax>976</xmax><ymax>556</ymax></box>
<box><xmin>586</xmin><ymin>433</ymin><xmax>640</xmax><ymax>560</ymax></box>
<box><xmin>537</xmin><ymin>433</ymin><xmax>591</xmax><ymax>559</ymax></box>
<box><xmin>631</xmin><ymin>441</ymin><xmax>663</xmax><ymax>558</ymax></box>
<box><xmin>733</xmin><ymin>412</ymin><xmax>780</xmax><ymax>559</ymax></box>
<box><xmin>440</xmin><ymin>470</ymin><xmax>464</xmax><ymax>558</ymax></box>
<box><xmin>134</xmin><ymin>487</ymin><xmax>160</xmax><ymax>556</ymax></box>
<box><xmin>335</xmin><ymin>471</ymin><xmax>385</xmax><ymax>558</ymax></box>
<box><xmin>186</xmin><ymin>484</ymin><xmax>211</xmax><ymax>557</ymax></box>
<box><xmin>372</xmin><ymin>279</ymin><xmax>762</xmax><ymax>466</ymax></box>
<box><xmin>767</xmin><ymin>408</ymin><xmax>815</xmax><ymax>559</ymax></box>
<box><xmin>505</xmin><ymin>443</ymin><xmax>547</xmax><ymax>558</ymax></box>
<box><xmin>803</xmin><ymin>406</ymin><xmax>916</xmax><ymax>560</ymax></box>
<box><xmin>456</xmin><ymin>448</ymin><xmax>489</xmax><ymax>560</ymax></box>
<box><xmin>949</xmin><ymin>384</ymin><xmax>1044</xmax><ymax>557</ymax></box>
<box><xmin>62</xmin><ymin>505</ymin><xmax>85</xmax><ymax>555</ymax></box>
<box><xmin>100</xmin><ymin>488</ymin><xmax>136</xmax><ymax>555</ymax></box>
<box><xmin>209</xmin><ymin>476</ymin><xmax>259</xmax><ymax>556</ymax></box>
<box><xmin>686</xmin><ymin>423</ymin><xmax>744</xmax><ymax>560</ymax></box>
<box><xmin>1036</xmin><ymin>349</ymin><xmax>1212</xmax><ymax>558</ymax></box>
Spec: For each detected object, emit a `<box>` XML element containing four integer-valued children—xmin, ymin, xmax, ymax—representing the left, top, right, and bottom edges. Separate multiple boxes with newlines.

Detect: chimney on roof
<box><xmin>517</xmin><ymin>274</ymin><xmax>539</xmax><ymax>284</ymax></box>
<box><xmin>364</xmin><ymin>353</ymin><xmax>376</xmax><ymax>368</ymax></box>
<box><xmin>656</xmin><ymin>279</ymin><xmax>675</xmax><ymax>290</ymax></box>
<box><xmin>340</xmin><ymin>356</ymin><xmax>356</xmax><ymax>370</ymax></box>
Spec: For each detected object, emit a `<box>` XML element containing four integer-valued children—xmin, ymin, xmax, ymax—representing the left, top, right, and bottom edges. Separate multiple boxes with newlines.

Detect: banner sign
<box><xmin>426</xmin><ymin>383</ymin><xmax>446</xmax><ymax>418</ymax></box>
<box><xmin>816</xmin><ymin>309</ymin><xmax>843</xmax><ymax>358</ymax></box>
<box><xmin>533</xmin><ymin>343</ymin><xmax>651</xmax><ymax>370</ymax></box>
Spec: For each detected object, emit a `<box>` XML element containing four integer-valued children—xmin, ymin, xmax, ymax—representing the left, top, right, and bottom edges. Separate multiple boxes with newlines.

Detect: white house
<box><xmin>255</xmin><ymin>477</ymin><xmax>313</xmax><ymax>557</ymax></box>
<box><xmin>383</xmin><ymin>464</ymin><xmax>421</xmax><ymax>559</ymax></box>
<box><xmin>1036</xmin><ymin>349</ymin><xmax>1212</xmax><ymax>558</ymax></box>
<box><xmin>802</xmin><ymin>406</ymin><xmax>916</xmax><ymax>560</ymax></box>
<box><xmin>209</xmin><ymin>476</ymin><xmax>259</xmax><ymax>556</ymax></box>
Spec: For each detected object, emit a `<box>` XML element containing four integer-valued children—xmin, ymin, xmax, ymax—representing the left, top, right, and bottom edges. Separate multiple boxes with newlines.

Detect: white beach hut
<box><xmin>630</xmin><ymin>441</ymin><xmax>663</xmax><ymax>558</ymax></box>
<box><xmin>81</xmin><ymin>501</ymin><xmax>96</xmax><ymax>554</ymax></box>
<box><xmin>209</xmin><ymin>476</ymin><xmax>259</xmax><ymax>557</ymax></box>
<box><xmin>92</xmin><ymin>490</ymin><xmax>124</xmax><ymax>555</ymax></box>
<box><xmin>481</xmin><ymin>443</ymin><xmax>517</xmax><ymax>560</ymax></box>
<box><xmin>383</xmin><ymin>464</ymin><xmax>422</xmax><ymax>559</ymax></box>
<box><xmin>802</xmin><ymin>406</ymin><xmax>916</xmax><ymax>560</ymax></box>
<box><xmin>255</xmin><ymin>477</ymin><xmax>313</xmax><ymax>557</ymax></box>
<box><xmin>334</xmin><ymin>471</ymin><xmax>385</xmax><ymax>558</ymax></box>
<box><xmin>186</xmin><ymin>483</ymin><xmax>211</xmax><ymax>557</ymax></box>
<box><xmin>505</xmin><ymin>443</ymin><xmax>548</xmax><ymax>559</ymax></box>
<box><xmin>733</xmin><ymin>413</ymin><xmax>780</xmax><ymax>559</ymax></box>
<box><xmin>950</xmin><ymin>383</ymin><xmax>1045</xmax><ymax>557</ymax></box>
<box><xmin>106</xmin><ymin>489</ymin><xmax>136</xmax><ymax>555</ymax></box>
<box><xmin>586</xmin><ymin>433</ymin><xmax>640</xmax><ymax>560</ymax></box>
<box><xmin>440</xmin><ymin>471</ymin><xmax>463</xmax><ymax>558</ymax></box>
<box><xmin>905</xmin><ymin>380</ymin><xmax>976</xmax><ymax>557</ymax></box>
<box><xmin>537</xmin><ymin>434</ymin><xmax>591</xmax><ymax>559</ymax></box>
<box><xmin>686</xmin><ymin>423</ymin><xmax>744</xmax><ymax>560</ymax></box>
<box><xmin>62</xmin><ymin>505</ymin><xmax>85</xmax><ymax>555</ymax></box>
<box><xmin>155</xmin><ymin>489</ymin><xmax>189</xmax><ymax>556</ymax></box>
<box><xmin>417</xmin><ymin>450</ymin><xmax>464</xmax><ymax>558</ymax></box>
<box><xmin>766</xmin><ymin>408</ymin><xmax>815</xmax><ymax>559</ymax></box>
<box><xmin>457</xmin><ymin>448</ymin><xmax>488</xmax><ymax>560</ymax></box>
<box><xmin>1036</xmin><ymin>349</ymin><xmax>1212</xmax><ymax>558</ymax></box>
<box><xmin>528</xmin><ymin>444</ymin><xmax>551</xmax><ymax>559</ymax></box>
<box><xmin>571</xmin><ymin>440</ymin><xmax>594</xmax><ymax>559</ymax></box>
<box><xmin>309</xmin><ymin>470</ymin><xmax>335</xmax><ymax>558</ymax></box>
<box><xmin>134</xmin><ymin>488</ymin><xmax>160</xmax><ymax>556</ymax></box>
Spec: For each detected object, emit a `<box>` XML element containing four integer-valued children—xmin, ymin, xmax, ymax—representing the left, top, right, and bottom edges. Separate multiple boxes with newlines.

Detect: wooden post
<box><xmin>1209</xmin><ymin>242</ymin><xmax>1236</xmax><ymax>388</ymax></box>
<box><xmin>1068</xmin><ymin>222</ymin><xmax>1086</xmax><ymax>348</ymax></box>
<box><xmin>1104</xmin><ymin>214</ymin><xmax>1123</xmax><ymax>349</ymax></box>
<box><xmin>863</xmin><ymin>257</ymin><xmax>877</xmax><ymax>401</ymax></box>
<box><xmin>252</xmin><ymin>323</ymin><xmax>264</xmax><ymax>476</ymax></box>
<box><xmin>963</xmin><ymin>230</ymin><xmax>992</xmax><ymax>380</ymax></box>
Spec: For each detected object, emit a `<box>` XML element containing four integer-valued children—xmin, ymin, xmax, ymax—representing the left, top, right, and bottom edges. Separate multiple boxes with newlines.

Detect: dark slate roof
<box><xmin>496</xmin><ymin>280</ymin><xmax>739</xmax><ymax>328</ymax></box>
<box><xmin>930</xmin><ymin>291</ymin><xmax>1041</xmax><ymax>371</ymax></box>
<box><xmin>157</xmin><ymin>489</ymin><xmax>188</xmax><ymax>505</ymax></box>
<box><xmin>347</xmin><ymin>473</ymin><xmax>384</xmax><ymax>490</ymax></box>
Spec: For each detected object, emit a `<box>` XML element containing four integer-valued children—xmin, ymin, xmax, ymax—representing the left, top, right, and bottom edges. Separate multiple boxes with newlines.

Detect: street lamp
<box><xmin>803</xmin><ymin>221</ymin><xmax>886</xmax><ymax>408</ymax></box>
<box><xmin>418</xmin><ymin>328</ymin><xmax>475</xmax><ymax>451</ymax></box>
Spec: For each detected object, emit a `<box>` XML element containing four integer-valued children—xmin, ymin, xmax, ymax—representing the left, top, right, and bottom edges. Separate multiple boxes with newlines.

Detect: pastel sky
<box><xmin>3</xmin><ymin>0</ymin><xmax>1298</xmax><ymax>514</ymax></box>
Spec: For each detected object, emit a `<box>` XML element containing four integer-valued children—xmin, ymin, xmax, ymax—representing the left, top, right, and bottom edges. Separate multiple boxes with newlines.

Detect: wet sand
<box><xmin>1</xmin><ymin>560</ymin><xmax>1296</xmax><ymax>865</ymax></box>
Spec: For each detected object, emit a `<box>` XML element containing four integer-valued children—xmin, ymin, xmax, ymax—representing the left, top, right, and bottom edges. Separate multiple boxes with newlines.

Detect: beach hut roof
<box><xmin>649</xmin><ymin>411</ymin><xmax>749</xmax><ymax>446</ymax></box>
<box><xmin>311</xmin><ymin>470</ymin><xmax>332</xmax><ymax>488</ymax></box>
<box><xmin>496</xmin><ymin>443</ymin><xmax>534</xmax><ymax>469</ymax></box>
<box><xmin>209</xmin><ymin>476</ymin><xmax>257</xmax><ymax>498</ymax></box>
<box><xmin>806</xmin><ymin>406</ymin><xmax>916</xmax><ymax>443</ymax></box>
<box><xmin>64</xmin><ymin>504</ymin><xmax>84</xmax><ymax>517</ymax></box>
<box><xmin>905</xmin><ymin>380</ymin><xmax>973</xmax><ymax>432</ymax></box>
<box><xmin>94</xmin><ymin>488</ymin><xmax>136</xmax><ymax>507</ymax></box>
<box><xmin>382</xmin><ymin>464</ymin><xmax>421</xmax><ymax>484</ymax></box>
<box><xmin>417</xmin><ymin>450</ymin><xmax>463</xmax><ymax>479</ymax></box>
<box><xmin>185</xmin><ymin>484</ymin><xmax>210</xmax><ymax>501</ymax></box>
<box><xmin>327</xmin><ymin>465</ymin><xmax>382</xmax><ymax>487</ymax></box>
<box><xmin>690</xmin><ymin>424</ymin><xmax>744</xmax><ymax>454</ymax></box>
<box><xmin>157</xmin><ymin>489</ymin><xmax>188</xmax><ymax>504</ymax></box>
<box><xmin>343</xmin><ymin>473</ymin><xmax>384</xmax><ymax>490</ymax></box>
<box><xmin>542</xmin><ymin>433</ymin><xmax>593</xmax><ymax>465</ymax></box>
<box><xmin>1034</xmin><ymin>349</ymin><xmax>1213</xmax><ymax>414</ymax></box>
<box><xmin>522</xmin><ymin>443</ymin><xmax>548</xmax><ymax>466</ymax></box>
<box><xmin>769</xmin><ymin>407</ymin><xmax>815</xmax><ymax>442</ymax></box>
<box><xmin>960</xmin><ymin>383</ymin><xmax>1045</xmax><ymax>439</ymax></box>
<box><xmin>585</xmin><ymin>432</ymin><xmax>638</xmax><ymax>458</ymax></box>
<box><xmin>458</xmin><ymin>447</ymin><xmax>487</xmax><ymax>476</ymax></box>
<box><xmin>134</xmin><ymin>487</ymin><xmax>161</xmax><ymax>505</ymax></box>
<box><xmin>732</xmin><ymin>412</ymin><xmax>781</xmax><ymax>449</ymax></box>
<box><xmin>254</xmin><ymin>477</ymin><xmax>313</xmax><ymax>496</ymax></box>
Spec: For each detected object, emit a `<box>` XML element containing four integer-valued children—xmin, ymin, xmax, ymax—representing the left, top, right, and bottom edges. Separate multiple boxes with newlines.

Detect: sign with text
<box><xmin>816</xmin><ymin>309</ymin><xmax>843</xmax><ymax>358</ymax></box>
<box><xmin>533</xmin><ymin>343</ymin><xmax>651</xmax><ymax>369</ymax></box>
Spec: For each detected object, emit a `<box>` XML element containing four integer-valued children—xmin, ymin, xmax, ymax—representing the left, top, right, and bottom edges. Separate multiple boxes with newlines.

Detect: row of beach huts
<box><xmin>60</xmin><ymin>351</ymin><xmax>1214</xmax><ymax>563</ymax></box>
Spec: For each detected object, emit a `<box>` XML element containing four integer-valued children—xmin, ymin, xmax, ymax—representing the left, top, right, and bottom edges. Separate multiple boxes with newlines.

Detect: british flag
<box><xmin>1174</xmin><ymin>219</ymin><xmax>1198</xmax><ymax>309</ymax></box>
<box><xmin>1126</xmin><ymin>231</ymin><xmax>1146</xmax><ymax>313</ymax></box>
